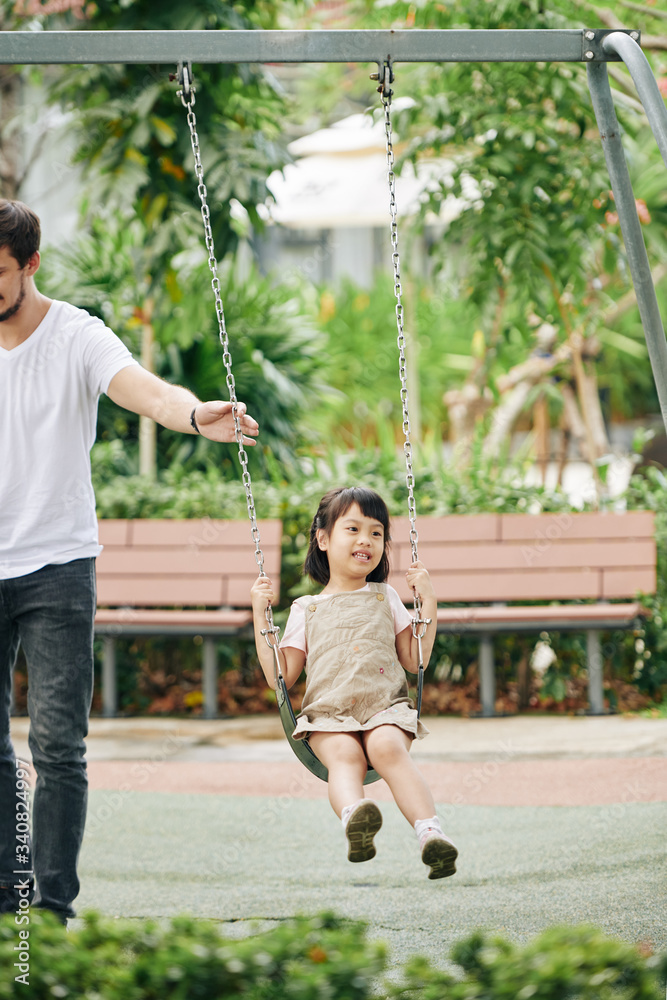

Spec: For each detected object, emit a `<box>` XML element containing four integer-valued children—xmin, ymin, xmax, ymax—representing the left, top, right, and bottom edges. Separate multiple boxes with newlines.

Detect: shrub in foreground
<box><xmin>0</xmin><ymin>911</ymin><xmax>665</xmax><ymax>999</ymax></box>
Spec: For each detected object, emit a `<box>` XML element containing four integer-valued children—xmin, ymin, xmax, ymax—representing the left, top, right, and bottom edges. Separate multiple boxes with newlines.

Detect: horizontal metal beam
<box><xmin>0</xmin><ymin>28</ymin><xmax>639</xmax><ymax>66</ymax></box>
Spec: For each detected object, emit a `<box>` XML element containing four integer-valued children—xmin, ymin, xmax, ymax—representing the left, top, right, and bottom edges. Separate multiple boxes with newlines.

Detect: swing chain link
<box><xmin>381</xmin><ymin>67</ymin><xmax>418</xmax><ymax>566</ymax></box>
<box><xmin>380</xmin><ymin>63</ymin><xmax>431</xmax><ymax>656</ymax></box>
<box><xmin>176</xmin><ymin>64</ymin><xmax>283</xmax><ymax>667</ymax></box>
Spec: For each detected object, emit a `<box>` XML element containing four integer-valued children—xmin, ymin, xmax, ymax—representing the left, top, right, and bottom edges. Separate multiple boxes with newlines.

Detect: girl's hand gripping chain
<box><xmin>398</xmin><ymin>560</ymin><xmax>437</xmax><ymax>673</ymax></box>
<box><xmin>250</xmin><ymin>574</ymin><xmax>276</xmax><ymax>617</ymax></box>
<box><xmin>250</xmin><ymin>576</ymin><xmax>305</xmax><ymax>691</ymax></box>
<box><xmin>405</xmin><ymin>560</ymin><xmax>435</xmax><ymax>607</ymax></box>
<box><xmin>250</xmin><ymin>575</ymin><xmax>281</xmax><ymax>688</ymax></box>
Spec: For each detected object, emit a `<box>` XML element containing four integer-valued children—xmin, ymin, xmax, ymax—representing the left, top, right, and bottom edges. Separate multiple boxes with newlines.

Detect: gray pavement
<box><xmin>10</xmin><ymin>713</ymin><xmax>667</xmax><ymax>968</ymax></box>
<box><xmin>11</xmin><ymin>711</ymin><xmax>667</xmax><ymax>762</ymax></box>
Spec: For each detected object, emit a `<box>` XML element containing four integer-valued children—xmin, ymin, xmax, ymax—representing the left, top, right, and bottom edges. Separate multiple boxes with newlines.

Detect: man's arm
<box><xmin>107</xmin><ymin>365</ymin><xmax>259</xmax><ymax>444</ymax></box>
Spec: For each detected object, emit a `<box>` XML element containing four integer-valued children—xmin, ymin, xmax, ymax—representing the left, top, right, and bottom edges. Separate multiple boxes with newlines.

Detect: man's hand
<box><xmin>107</xmin><ymin>366</ymin><xmax>259</xmax><ymax>443</ymax></box>
<box><xmin>193</xmin><ymin>401</ymin><xmax>259</xmax><ymax>445</ymax></box>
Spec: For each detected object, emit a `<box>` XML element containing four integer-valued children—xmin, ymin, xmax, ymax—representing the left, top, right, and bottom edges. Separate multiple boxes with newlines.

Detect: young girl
<box><xmin>251</xmin><ymin>486</ymin><xmax>458</xmax><ymax>880</ymax></box>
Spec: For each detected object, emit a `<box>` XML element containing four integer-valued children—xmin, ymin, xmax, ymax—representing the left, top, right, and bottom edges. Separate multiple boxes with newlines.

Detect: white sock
<box><xmin>414</xmin><ymin>816</ymin><xmax>444</xmax><ymax>840</ymax></box>
<box><xmin>341</xmin><ymin>800</ymin><xmax>364</xmax><ymax>831</ymax></box>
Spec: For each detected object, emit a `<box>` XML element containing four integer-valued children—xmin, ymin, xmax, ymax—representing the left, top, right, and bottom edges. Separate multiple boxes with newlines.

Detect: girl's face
<box><xmin>317</xmin><ymin>502</ymin><xmax>385</xmax><ymax>586</ymax></box>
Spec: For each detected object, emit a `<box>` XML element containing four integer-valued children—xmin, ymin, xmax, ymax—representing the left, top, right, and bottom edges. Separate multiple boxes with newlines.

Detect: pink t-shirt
<box><xmin>280</xmin><ymin>583</ymin><xmax>412</xmax><ymax>654</ymax></box>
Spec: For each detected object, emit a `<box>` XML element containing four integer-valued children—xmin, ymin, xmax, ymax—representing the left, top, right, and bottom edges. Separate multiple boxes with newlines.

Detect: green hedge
<box><xmin>0</xmin><ymin>911</ymin><xmax>664</xmax><ymax>999</ymax></box>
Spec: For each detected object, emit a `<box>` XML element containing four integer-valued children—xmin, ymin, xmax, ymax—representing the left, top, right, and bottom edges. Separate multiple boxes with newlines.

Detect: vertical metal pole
<box><xmin>102</xmin><ymin>637</ymin><xmax>117</xmax><ymax>718</ymax></box>
<box><xmin>586</xmin><ymin>61</ymin><xmax>667</xmax><ymax>435</ymax></box>
<box><xmin>586</xmin><ymin>629</ymin><xmax>604</xmax><ymax>715</ymax></box>
<box><xmin>202</xmin><ymin>638</ymin><xmax>218</xmax><ymax>719</ymax></box>
<box><xmin>479</xmin><ymin>635</ymin><xmax>496</xmax><ymax>717</ymax></box>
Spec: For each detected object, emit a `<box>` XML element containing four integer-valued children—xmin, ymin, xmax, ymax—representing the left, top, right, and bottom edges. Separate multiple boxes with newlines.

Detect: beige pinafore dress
<box><xmin>292</xmin><ymin>582</ymin><xmax>429</xmax><ymax>741</ymax></box>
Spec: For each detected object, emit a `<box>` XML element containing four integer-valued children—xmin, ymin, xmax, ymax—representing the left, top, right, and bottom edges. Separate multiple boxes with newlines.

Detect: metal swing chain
<box><xmin>378</xmin><ymin>63</ymin><xmax>431</xmax><ymax>697</ymax></box>
<box><xmin>176</xmin><ymin>64</ymin><xmax>283</xmax><ymax>678</ymax></box>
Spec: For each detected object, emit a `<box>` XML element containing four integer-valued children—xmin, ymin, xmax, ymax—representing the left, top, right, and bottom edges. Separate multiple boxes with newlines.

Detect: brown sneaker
<box><xmin>345</xmin><ymin>800</ymin><xmax>383</xmax><ymax>863</ymax></box>
<box><xmin>420</xmin><ymin>831</ymin><xmax>458</xmax><ymax>880</ymax></box>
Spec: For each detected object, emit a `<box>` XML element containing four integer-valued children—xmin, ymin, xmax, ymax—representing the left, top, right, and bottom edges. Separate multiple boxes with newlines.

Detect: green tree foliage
<box><xmin>15</xmin><ymin>0</ymin><xmax>331</xmax><ymax>473</ymax></box>
<box><xmin>386</xmin><ymin>0</ymin><xmax>665</xmax><ymax>326</ymax></box>
<box><xmin>41</xmin><ymin>0</ymin><xmax>294</xmax><ymax>278</ymax></box>
<box><xmin>310</xmin><ymin>275</ymin><xmax>478</xmax><ymax>443</ymax></box>
<box><xmin>39</xmin><ymin>213</ymin><xmax>326</xmax><ymax>473</ymax></box>
<box><xmin>318</xmin><ymin>0</ymin><xmax>667</xmax><ymax>433</ymax></box>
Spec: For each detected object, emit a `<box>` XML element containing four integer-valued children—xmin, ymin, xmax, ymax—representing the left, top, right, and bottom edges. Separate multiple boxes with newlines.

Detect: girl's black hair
<box><xmin>304</xmin><ymin>486</ymin><xmax>391</xmax><ymax>586</ymax></box>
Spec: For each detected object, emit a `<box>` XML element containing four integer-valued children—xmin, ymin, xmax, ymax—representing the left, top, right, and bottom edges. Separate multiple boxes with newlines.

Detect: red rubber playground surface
<box><xmin>83</xmin><ymin>756</ymin><xmax>667</xmax><ymax>807</ymax></box>
<box><xmin>13</xmin><ymin>714</ymin><xmax>667</xmax><ymax>807</ymax></box>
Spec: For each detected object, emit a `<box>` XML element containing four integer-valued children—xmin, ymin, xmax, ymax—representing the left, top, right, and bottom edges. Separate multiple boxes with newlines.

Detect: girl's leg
<box><xmin>308</xmin><ymin>731</ymin><xmax>383</xmax><ymax>863</ymax></box>
<box><xmin>362</xmin><ymin>725</ymin><xmax>435</xmax><ymax>824</ymax></box>
<box><xmin>307</xmin><ymin>731</ymin><xmax>367</xmax><ymax>817</ymax></box>
<box><xmin>363</xmin><ymin>725</ymin><xmax>457</xmax><ymax>879</ymax></box>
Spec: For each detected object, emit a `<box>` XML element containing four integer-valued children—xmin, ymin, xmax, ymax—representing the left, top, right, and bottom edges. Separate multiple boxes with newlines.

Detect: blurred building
<box><xmin>255</xmin><ymin>104</ymin><xmax>462</xmax><ymax>288</ymax></box>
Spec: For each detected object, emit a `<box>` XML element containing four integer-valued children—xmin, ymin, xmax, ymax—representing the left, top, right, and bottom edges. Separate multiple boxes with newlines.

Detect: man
<box><xmin>0</xmin><ymin>199</ymin><xmax>259</xmax><ymax>924</ymax></box>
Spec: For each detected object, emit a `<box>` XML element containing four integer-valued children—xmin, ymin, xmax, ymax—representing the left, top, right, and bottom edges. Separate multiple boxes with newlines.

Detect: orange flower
<box><xmin>604</xmin><ymin>200</ymin><xmax>651</xmax><ymax>226</ymax></box>
<box><xmin>636</xmin><ymin>199</ymin><xmax>651</xmax><ymax>224</ymax></box>
<box><xmin>160</xmin><ymin>157</ymin><xmax>186</xmax><ymax>181</ymax></box>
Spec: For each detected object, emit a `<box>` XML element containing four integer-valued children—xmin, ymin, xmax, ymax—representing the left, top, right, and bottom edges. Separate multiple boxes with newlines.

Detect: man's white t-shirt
<box><xmin>0</xmin><ymin>299</ymin><xmax>138</xmax><ymax>580</ymax></box>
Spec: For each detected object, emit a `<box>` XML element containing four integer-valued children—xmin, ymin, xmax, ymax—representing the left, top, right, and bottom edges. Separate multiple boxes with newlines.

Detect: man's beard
<box><xmin>0</xmin><ymin>278</ymin><xmax>26</xmax><ymax>323</ymax></box>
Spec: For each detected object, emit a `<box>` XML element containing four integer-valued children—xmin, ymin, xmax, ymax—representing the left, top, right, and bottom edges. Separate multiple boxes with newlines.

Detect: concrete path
<box><xmin>10</xmin><ymin>713</ymin><xmax>667</xmax><ymax>967</ymax></box>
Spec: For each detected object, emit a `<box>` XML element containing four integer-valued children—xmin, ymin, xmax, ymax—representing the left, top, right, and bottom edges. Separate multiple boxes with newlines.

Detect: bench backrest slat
<box><xmin>388</xmin><ymin>512</ymin><xmax>656</xmax><ymax>604</ymax></box>
<box><xmin>96</xmin><ymin>519</ymin><xmax>281</xmax><ymax>608</ymax></box>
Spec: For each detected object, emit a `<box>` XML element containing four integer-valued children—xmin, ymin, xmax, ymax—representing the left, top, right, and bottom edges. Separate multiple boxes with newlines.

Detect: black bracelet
<box><xmin>190</xmin><ymin>406</ymin><xmax>201</xmax><ymax>434</ymax></box>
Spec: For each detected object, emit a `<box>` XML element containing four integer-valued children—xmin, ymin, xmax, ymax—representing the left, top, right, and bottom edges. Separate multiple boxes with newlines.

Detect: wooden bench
<box><xmin>388</xmin><ymin>511</ymin><xmax>656</xmax><ymax>716</ymax></box>
<box><xmin>95</xmin><ymin>518</ymin><xmax>282</xmax><ymax>718</ymax></box>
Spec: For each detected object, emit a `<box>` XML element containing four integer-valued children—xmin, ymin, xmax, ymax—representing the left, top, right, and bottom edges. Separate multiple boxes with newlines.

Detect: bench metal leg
<box><xmin>586</xmin><ymin>629</ymin><xmax>604</xmax><ymax>715</ymax></box>
<box><xmin>102</xmin><ymin>637</ymin><xmax>117</xmax><ymax>718</ymax></box>
<box><xmin>479</xmin><ymin>635</ymin><xmax>496</xmax><ymax>717</ymax></box>
<box><xmin>202</xmin><ymin>638</ymin><xmax>218</xmax><ymax>719</ymax></box>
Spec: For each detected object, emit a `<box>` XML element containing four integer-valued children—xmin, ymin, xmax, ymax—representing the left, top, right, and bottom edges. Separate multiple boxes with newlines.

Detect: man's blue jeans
<box><xmin>0</xmin><ymin>558</ymin><xmax>95</xmax><ymax>921</ymax></box>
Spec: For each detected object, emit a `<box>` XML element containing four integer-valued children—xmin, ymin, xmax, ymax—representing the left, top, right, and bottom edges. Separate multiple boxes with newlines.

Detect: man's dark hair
<box><xmin>0</xmin><ymin>200</ymin><xmax>41</xmax><ymax>268</ymax></box>
<box><xmin>304</xmin><ymin>486</ymin><xmax>392</xmax><ymax>585</ymax></box>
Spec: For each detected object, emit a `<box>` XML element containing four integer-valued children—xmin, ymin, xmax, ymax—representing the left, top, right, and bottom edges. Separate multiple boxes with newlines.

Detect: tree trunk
<box><xmin>533</xmin><ymin>394</ymin><xmax>550</xmax><ymax>483</ymax></box>
<box><xmin>0</xmin><ymin>67</ymin><xmax>22</xmax><ymax>200</ymax></box>
<box><xmin>443</xmin><ymin>382</ymin><xmax>493</xmax><ymax>464</ymax></box>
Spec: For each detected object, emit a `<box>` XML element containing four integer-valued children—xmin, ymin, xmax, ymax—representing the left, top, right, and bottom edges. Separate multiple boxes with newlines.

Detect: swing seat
<box><xmin>275</xmin><ymin>676</ymin><xmax>381</xmax><ymax>785</ymax></box>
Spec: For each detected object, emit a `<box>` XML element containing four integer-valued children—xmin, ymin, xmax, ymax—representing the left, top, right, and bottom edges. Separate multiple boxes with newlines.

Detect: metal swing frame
<box><xmin>2</xmin><ymin>28</ymin><xmax>667</xmax><ymax>773</ymax></box>
<box><xmin>0</xmin><ymin>26</ymin><xmax>666</xmax><ymax>419</ymax></box>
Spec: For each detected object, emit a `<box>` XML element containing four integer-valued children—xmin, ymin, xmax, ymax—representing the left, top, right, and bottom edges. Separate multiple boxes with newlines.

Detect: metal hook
<box><xmin>370</xmin><ymin>58</ymin><xmax>394</xmax><ymax>101</ymax></box>
<box><xmin>176</xmin><ymin>60</ymin><xmax>194</xmax><ymax>106</ymax></box>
